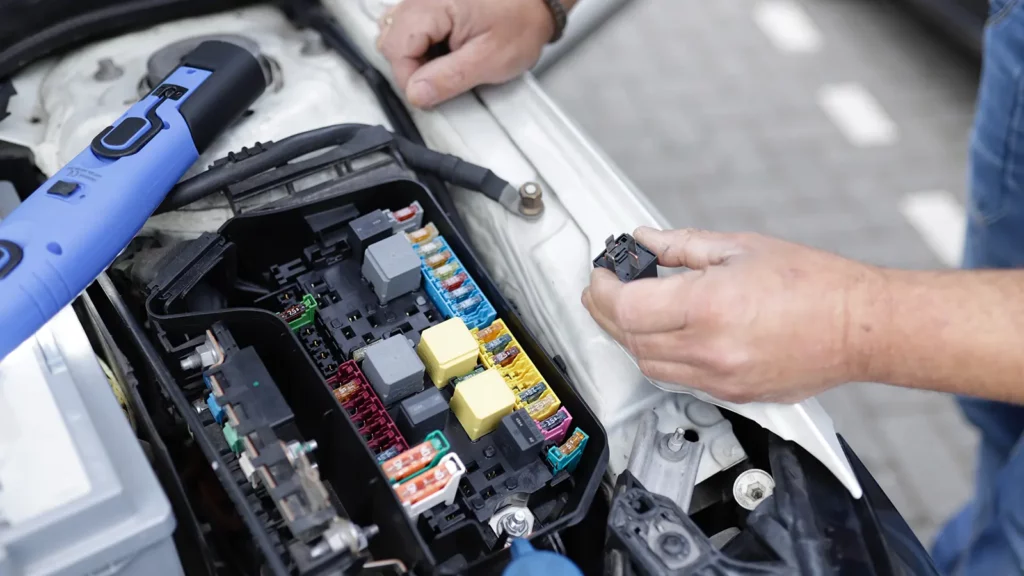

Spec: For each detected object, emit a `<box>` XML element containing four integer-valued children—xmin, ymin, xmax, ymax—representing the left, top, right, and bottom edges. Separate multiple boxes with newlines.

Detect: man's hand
<box><xmin>582</xmin><ymin>227</ymin><xmax>889</xmax><ymax>403</ymax></box>
<box><xmin>377</xmin><ymin>0</ymin><xmax>560</xmax><ymax>108</ymax></box>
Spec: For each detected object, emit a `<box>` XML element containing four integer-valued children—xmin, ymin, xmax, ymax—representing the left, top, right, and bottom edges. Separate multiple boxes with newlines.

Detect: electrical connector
<box><xmin>417</xmin><ymin>317</ymin><xmax>481</xmax><ymax>387</ymax></box>
<box><xmin>593</xmin><ymin>233</ymin><xmax>658</xmax><ymax>282</ymax></box>
<box><xmin>546</xmin><ymin>428</ymin><xmax>588</xmax><ymax>474</ymax></box>
<box><xmin>410</xmin><ymin>231</ymin><xmax>497</xmax><ymax>330</ymax></box>
<box><xmin>449</xmin><ymin>368</ymin><xmax>516</xmax><ymax>441</ymax></box>
<box><xmin>395</xmin><ymin>453</ymin><xmax>466</xmax><ymax>517</ymax></box>
<box><xmin>381</xmin><ymin>431</ymin><xmax>450</xmax><ymax>483</ymax></box>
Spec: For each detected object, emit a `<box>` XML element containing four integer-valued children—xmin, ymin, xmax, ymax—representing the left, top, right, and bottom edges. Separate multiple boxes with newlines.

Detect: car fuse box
<box><xmin>102</xmin><ymin>141</ymin><xmax>607</xmax><ymax>574</ymax></box>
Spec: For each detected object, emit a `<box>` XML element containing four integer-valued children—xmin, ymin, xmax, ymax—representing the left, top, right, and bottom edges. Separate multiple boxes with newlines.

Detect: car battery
<box><xmin>0</xmin><ymin>306</ymin><xmax>180</xmax><ymax>576</ymax></box>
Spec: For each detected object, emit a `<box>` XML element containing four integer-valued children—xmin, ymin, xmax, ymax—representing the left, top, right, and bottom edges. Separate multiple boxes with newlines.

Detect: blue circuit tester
<box><xmin>0</xmin><ymin>41</ymin><xmax>265</xmax><ymax>360</ymax></box>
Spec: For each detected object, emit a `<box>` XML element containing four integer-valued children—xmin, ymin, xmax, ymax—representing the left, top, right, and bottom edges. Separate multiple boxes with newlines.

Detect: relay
<box><xmin>593</xmin><ymin>233</ymin><xmax>658</xmax><ymax>282</ymax></box>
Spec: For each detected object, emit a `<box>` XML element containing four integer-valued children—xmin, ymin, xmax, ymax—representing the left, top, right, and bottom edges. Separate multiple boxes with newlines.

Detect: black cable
<box><xmin>158</xmin><ymin>123</ymin><xmax>514</xmax><ymax>214</ymax></box>
<box><xmin>282</xmin><ymin>1</ymin><xmax>472</xmax><ymax>233</ymax></box>
<box><xmin>0</xmin><ymin>0</ymin><xmax>259</xmax><ymax>80</ymax></box>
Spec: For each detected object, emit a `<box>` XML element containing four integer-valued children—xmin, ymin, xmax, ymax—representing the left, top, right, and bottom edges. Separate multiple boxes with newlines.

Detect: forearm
<box><xmin>855</xmin><ymin>269</ymin><xmax>1024</xmax><ymax>402</ymax></box>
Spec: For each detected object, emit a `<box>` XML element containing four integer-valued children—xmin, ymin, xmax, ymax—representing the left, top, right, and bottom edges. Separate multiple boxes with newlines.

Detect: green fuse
<box><xmin>223</xmin><ymin>424</ymin><xmax>244</xmax><ymax>454</ymax></box>
<box><xmin>451</xmin><ymin>365</ymin><xmax>486</xmax><ymax>386</ymax></box>
<box><xmin>280</xmin><ymin>294</ymin><xmax>318</xmax><ymax>331</ymax></box>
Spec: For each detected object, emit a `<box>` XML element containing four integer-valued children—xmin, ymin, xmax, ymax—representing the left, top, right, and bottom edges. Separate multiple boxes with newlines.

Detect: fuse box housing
<box><xmin>99</xmin><ymin>140</ymin><xmax>607</xmax><ymax>575</ymax></box>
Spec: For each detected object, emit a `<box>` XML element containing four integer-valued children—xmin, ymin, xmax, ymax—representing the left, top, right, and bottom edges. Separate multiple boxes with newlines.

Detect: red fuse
<box><xmin>393</xmin><ymin>205</ymin><xmax>418</xmax><ymax>222</ymax></box>
<box><xmin>440</xmin><ymin>272</ymin><xmax>468</xmax><ymax>291</ymax></box>
<box><xmin>492</xmin><ymin>346</ymin><xmax>520</xmax><ymax>367</ymax></box>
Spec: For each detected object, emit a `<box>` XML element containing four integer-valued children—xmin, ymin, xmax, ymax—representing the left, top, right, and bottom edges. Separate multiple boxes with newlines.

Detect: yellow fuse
<box><xmin>417</xmin><ymin>318</ymin><xmax>481</xmax><ymax>387</ymax></box>
<box><xmin>475</xmin><ymin>323</ymin><xmax>503</xmax><ymax>343</ymax></box>
<box><xmin>525</xmin><ymin>394</ymin><xmax>560</xmax><ymax>421</ymax></box>
<box><xmin>407</xmin><ymin>223</ymin><xmax>439</xmax><ymax>244</ymax></box>
<box><xmin>449</xmin><ymin>368</ymin><xmax>515</xmax><ymax>441</ymax></box>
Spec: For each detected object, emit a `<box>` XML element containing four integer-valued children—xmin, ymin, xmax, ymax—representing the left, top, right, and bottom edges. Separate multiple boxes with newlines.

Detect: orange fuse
<box><xmin>381</xmin><ymin>433</ymin><xmax>448</xmax><ymax>483</ymax></box>
<box><xmin>396</xmin><ymin>463</ymin><xmax>454</xmax><ymax>505</ymax></box>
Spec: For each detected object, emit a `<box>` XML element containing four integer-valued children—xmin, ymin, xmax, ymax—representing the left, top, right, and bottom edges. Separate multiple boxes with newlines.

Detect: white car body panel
<box><xmin>0</xmin><ymin>3</ymin><xmax>861</xmax><ymax>498</ymax></box>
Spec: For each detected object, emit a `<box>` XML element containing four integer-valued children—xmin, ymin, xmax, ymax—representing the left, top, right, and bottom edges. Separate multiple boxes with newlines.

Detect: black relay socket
<box><xmin>593</xmin><ymin>233</ymin><xmax>658</xmax><ymax>281</ymax></box>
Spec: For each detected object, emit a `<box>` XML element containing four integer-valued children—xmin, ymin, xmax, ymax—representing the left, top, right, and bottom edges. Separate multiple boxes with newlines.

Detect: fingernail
<box><xmin>408</xmin><ymin>81</ymin><xmax>436</xmax><ymax>108</ymax></box>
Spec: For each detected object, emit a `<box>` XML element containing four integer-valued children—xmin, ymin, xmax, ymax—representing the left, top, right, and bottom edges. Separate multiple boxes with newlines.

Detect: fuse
<box><xmin>381</xmin><ymin>431</ymin><xmax>449</xmax><ymax>483</ymax></box>
<box><xmin>492</xmin><ymin>346</ymin><xmax>520</xmax><ymax>367</ymax></box>
<box><xmin>433</xmin><ymin>263</ymin><xmax>459</xmax><ymax>280</ymax></box>
<box><xmin>526</xmin><ymin>395</ymin><xmax>558</xmax><ymax>420</ymax></box>
<box><xmin>425</xmin><ymin>251</ymin><xmax>452</xmax><ymax>269</ymax></box>
<box><xmin>518</xmin><ymin>382</ymin><xmax>547</xmax><ymax>404</ymax></box>
<box><xmin>396</xmin><ymin>461</ymin><xmax>455</xmax><ymax>505</ymax></box>
<box><xmin>416</xmin><ymin>241</ymin><xmax>444</xmax><ymax>257</ymax></box>
<box><xmin>440</xmin><ymin>273</ymin><xmax>469</xmax><ymax>291</ymax></box>
<box><xmin>448</xmin><ymin>285</ymin><xmax>474</xmax><ymax>300</ymax></box>
<box><xmin>484</xmin><ymin>334</ymin><xmax>513</xmax><ymax>355</ymax></box>
<box><xmin>452</xmin><ymin>365</ymin><xmax>486</xmax><ymax>386</ymax></box>
<box><xmin>333</xmin><ymin>381</ymin><xmax>360</xmax><ymax>403</ymax></box>
<box><xmin>560</xmin><ymin>429</ymin><xmax>586</xmax><ymax>456</ymax></box>
<box><xmin>406</xmin><ymin>223</ymin><xmax>439</xmax><ymax>244</ymax></box>
<box><xmin>393</xmin><ymin>205</ymin><xmax>418</xmax><ymax>222</ymax></box>
<box><xmin>475</xmin><ymin>323</ymin><xmax>503</xmax><ymax>343</ymax></box>
<box><xmin>453</xmin><ymin>295</ymin><xmax>482</xmax><ymax>313</ymax></box>
<box><xmin>376</xmin><ymin>446</ymin><xmax>402</xmax><ymax>463</ymax></box>
<box><xmin>540</xmin><ymin>409</ymin><xmax>568</xmax><ymax>431</ymax></box>
<box><xmin>279</xmin><ymin>303</ymin><xmax>305</xmax><ymax>323</ymax></box>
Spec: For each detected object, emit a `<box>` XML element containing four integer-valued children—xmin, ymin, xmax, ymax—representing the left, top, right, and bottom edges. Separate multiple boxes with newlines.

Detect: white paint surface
<box><xmin>754</xmin><ymin>0</ymin><xmax>824</xmax><ymax>53</ymax></box>
<box><xmin>818</xmin><ymin>83</ymin><xmax>899</xmax><ymax>147</ymax></box>
<box><xmin>900</xmin><ymin>190</ymin><xmax>966</xmax><ymax>267</ymax></box>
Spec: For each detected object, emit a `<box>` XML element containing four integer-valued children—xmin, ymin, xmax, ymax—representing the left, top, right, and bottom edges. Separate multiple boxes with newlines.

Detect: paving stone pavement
<box><xmin>540</xmin><ymin>0</ymin><xmax>981</xmax><ymax>546</ymax></box>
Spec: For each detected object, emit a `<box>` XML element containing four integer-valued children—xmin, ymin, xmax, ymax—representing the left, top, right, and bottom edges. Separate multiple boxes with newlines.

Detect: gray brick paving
<box><xmin>541</xmin><ymin>0</ymin><xmax>981</xmax><ymax>545</ymax></box>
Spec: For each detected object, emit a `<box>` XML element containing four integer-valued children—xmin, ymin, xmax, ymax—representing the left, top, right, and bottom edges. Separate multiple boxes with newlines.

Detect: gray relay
<box><xmin>362</xmin><ymin>335</ymin><xmax>426</xmax><ymax>406</ymax></box>
<box><xmin>362</xmin><ymin>234</ymin><xmax>422</xmax><ymax>304</ymax></box>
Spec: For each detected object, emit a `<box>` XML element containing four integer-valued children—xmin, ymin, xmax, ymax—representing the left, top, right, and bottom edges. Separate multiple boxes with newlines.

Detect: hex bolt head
<box><xmin>484</xmin><ymin>446</ymin><xmax>497</xmax><ymax>458</ymax></box>
<box><xmin>518</xmin><ymin>182</ymin><xmax>544</xmax><ymax>217</ymax></box>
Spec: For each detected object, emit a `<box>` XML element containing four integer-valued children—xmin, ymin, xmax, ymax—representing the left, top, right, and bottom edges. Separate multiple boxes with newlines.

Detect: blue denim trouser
<box><xmin>929</xmin><ymin>1</ymin><xmax>1024</xmax><ymax>574</ymax></box>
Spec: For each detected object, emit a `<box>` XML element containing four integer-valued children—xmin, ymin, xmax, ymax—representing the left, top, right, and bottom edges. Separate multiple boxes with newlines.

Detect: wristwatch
<box><xmin>542</xmin><ymin>0</ymin><xmax>568</xmax><ymax>43</ymax></box>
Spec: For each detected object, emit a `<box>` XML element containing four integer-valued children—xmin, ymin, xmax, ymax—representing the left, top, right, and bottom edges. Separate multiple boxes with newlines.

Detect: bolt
<box><xmin>501</xmin><ymin>510</ymin><xmax>529</xmax><ymax>536</ymax></box>
<box><xmin>667</xmin><ymin>427</ymin><xmax>686</xmax><ymax>452</ymax></box>
<box><xmin>748</xmin><ymin>485</ymin><xmax>765</xmax><ymax>500</ymax></box>
<box><xmin>416</xmin><ymin>296</ymin><xmax>427</xmax><ymax>306</ymax></box>
<box><xmin>471</xmin><ymin>498</ymin><xmax>484</xmax><ymax>510</ymax></box>
<box><xmin>484</xmin><ymin>446</ymin><xmax>496</xmax><ymax>458</ymax></box>
<box><xmin>94</xmin><ymin>58</ymin><xmax>123</xmax><ymax>81</ymax></box>
<box><xmin>505</xmin><ymin>477</ymin><xmax>518</xmax><ymax>490</ymax></box>
<box><xmin>518</xmin><ymin>182</ymin><xmax>544</xmax><ymax>217</ymax></box>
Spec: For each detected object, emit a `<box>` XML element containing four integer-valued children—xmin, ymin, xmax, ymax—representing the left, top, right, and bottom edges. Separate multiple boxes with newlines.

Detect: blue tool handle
<box><xmin>0</xmin><ymin>40</ymin><xmax>264</xmax><ymax>360</ymax></box>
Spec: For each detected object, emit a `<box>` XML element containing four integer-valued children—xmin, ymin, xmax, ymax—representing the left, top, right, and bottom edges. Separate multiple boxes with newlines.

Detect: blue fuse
<box><xmin>518</xmin><ymin>382</ymin><xmax>547</xmax><ymax>404</ymax></box>
<box><xmin>376</xmin><ymin>445</ymin><xmax>403</xmax><ymax>463</ymax></box>
<box><xmin>206</xmin><ymin>393</ymin><xmax>226</xmax><ymax>424</ymax></box>
<box><xmin>453</xmin><ymin>295</ymin><xmax>482</xmax><ymax>312</ymax></box>
<box><xmin>547</xmin><ymin>428</ymin><xmax>588</xmax><ymax>474</ymax></box>
<box><xmin>484</xmin><ymin>334</ymin><xmax>513</xmax><ymax>355</ymax></box>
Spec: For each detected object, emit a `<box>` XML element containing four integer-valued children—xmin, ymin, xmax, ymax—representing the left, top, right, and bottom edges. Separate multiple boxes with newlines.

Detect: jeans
<box><xmin>929</xmin><ymin>1</ymin><xmax>1024</xmax><ymax>573</ymax></box>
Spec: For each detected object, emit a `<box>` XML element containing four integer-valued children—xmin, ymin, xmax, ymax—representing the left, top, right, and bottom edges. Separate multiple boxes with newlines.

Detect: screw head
<box><xmin>484</xmin><ymin>446</ymin><xmax>497</xmax><ymax>458</ymax></box>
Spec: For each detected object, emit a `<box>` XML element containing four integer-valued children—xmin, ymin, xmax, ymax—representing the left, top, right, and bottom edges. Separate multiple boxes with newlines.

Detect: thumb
<box><xmin>406</xmin><ymin>37</ymin><xmax>492</xmax><ymax>108</ymax></box>
<box><xmin>634</xmin><ymin>226</ymin><xmax>744</xmax><ymax>269</ymax></box>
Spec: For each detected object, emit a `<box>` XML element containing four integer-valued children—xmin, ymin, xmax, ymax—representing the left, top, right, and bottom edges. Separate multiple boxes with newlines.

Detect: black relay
<box><xmin>593</xmin><ymin>233</ymin><xmax>658</xmax><ymax>281</ymax></box>
<box><xmin>495</xmin><ymin>409</ymin><xmax>545</xmax><ymax>469</ymax></box>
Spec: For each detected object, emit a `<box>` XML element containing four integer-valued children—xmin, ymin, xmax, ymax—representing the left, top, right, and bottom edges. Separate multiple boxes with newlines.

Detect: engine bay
<box><xmin>0</xmin><ymin>3</ymin><xmax>934</xmax><ymax>575</ymax></box>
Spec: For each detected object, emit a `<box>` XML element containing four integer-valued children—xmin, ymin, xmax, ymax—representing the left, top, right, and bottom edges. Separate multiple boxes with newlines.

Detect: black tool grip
<box><xmin>176</xmin><ymin>40</ymin><xmax>266</xmax><ymax>153</ymax></box>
